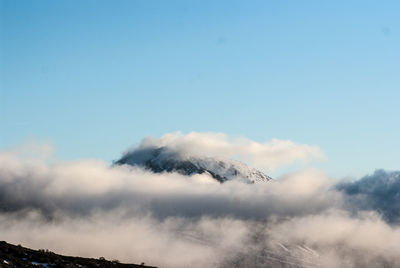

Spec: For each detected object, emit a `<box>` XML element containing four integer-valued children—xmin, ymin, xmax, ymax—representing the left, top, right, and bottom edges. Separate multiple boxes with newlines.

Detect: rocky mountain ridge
<box><xmin>116</xmin><ymin>146</ymin><xmax>272</xmax><ymax>183</ymax></box>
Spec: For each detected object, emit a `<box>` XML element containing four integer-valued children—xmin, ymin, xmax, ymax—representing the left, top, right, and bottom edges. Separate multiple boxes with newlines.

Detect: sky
<box><xmin>1</xmin><ymin>0</ymin><xmax>400</xmax><ymax>178</ymax></box>
<box><xmin>2</xmin><ymin>2</ymin><xmax>400</xmax><ymax>267</ymax></box>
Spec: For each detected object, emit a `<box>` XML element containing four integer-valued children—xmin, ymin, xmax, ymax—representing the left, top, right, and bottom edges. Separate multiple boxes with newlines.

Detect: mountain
<box><xmin>115</xmin><ymin>146</ymin><xmax>272</xmax><ymax>183</ymax></box>
<box><xmin>0</xmin><ymin>240</ymin><xmax>157</xmax><ymax>268</ymax></box>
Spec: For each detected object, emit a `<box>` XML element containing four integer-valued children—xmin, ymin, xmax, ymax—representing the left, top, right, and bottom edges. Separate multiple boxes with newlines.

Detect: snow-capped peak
<box><xmin>115</xmin><ymin>146</ymin><xmax>272</xmax><ymax>183</ymax></box>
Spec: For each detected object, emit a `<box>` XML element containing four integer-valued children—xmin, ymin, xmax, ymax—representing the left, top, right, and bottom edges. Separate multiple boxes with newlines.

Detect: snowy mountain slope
<box><xmin>115</xmin><ymin>146</ymin><xmax>272</xmax><ymax>183</ymax></box>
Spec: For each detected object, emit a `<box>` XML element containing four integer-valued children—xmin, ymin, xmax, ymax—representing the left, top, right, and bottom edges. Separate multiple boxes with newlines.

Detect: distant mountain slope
<box><xmin>115</xmin><ymin>146</ymin><xmax>272</xmax><ymax>183</ymax></box>
<box><xmin>0</xmin><ymin>241</ymin><xmax>157</xmax><ymax>268</ymax></box>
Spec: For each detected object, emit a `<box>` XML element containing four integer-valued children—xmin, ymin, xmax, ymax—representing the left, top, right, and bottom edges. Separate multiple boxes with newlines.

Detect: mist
<box><xmin>1</xmin><ymin>135</ymin><xmax>399</xmax><ymax>267</ymax></box>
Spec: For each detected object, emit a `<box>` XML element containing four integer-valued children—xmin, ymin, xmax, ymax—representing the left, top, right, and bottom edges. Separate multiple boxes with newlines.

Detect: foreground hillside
<box><xmin>0</xmin><ymin>241</ymin><xmax>157</xmax><ymax>268</ymax></box>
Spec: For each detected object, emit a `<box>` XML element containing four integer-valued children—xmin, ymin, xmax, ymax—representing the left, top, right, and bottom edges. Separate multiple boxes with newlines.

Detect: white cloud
<box><xmin>1</xmin><ymin>141</ymin><xmax>400</xmax><ymax>267</ymax></box>
<box><xmin>132</xmin><ymin>131</ymin><xmax>324</xmax><ymax>171</ymax></box>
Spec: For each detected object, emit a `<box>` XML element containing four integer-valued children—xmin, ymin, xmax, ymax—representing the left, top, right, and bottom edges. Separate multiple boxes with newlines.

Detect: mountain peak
<box><xmin>115</xmin><ymin>146</ymin><xmax>272</xmax><ymax>183</ymax></box>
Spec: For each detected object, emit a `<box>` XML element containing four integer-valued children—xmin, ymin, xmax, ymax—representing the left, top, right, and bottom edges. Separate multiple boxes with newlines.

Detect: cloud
<box><xmin>337</xmin><ymin>169</ymin><xmax>400</xmax><ymax>223</ymax></box>
<box><xmin>0</xmin><ymin>141</ymin><xmax>400</xmax><ymax>267</ymax></box>
<box><xmin>0</xmin><ymin>150</ymin><xmax>337</xmax><ymax>220</ymax></box>
<box><xmin>123</xmin><ymin>131</ymin><xmax>324</xmax><ymax>171</ymax></box>
<box><xmin>265</xmin><ymin>210</ymin><xmax>400</xmax><ymax>267</ymax></box>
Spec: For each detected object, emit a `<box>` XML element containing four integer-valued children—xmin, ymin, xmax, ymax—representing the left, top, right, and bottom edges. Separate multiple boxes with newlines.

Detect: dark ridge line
<box><xmin>0</xmin><ymin>240</ymin><xmax>158</xmax><ymax>268</ymax></box>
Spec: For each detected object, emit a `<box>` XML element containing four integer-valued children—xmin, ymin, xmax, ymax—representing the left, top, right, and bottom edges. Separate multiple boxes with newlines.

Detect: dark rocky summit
<box><xmin>116</xmin><ymin>146</ymin><xmax>272</xmax><ymax>183</ymax></box>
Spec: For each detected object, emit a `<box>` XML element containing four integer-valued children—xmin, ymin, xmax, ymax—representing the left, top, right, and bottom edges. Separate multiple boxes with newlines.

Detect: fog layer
<box><xmin>0</xmin><ymin>135</ymin><xmax>399</xmax><ymax>267</ymax></box>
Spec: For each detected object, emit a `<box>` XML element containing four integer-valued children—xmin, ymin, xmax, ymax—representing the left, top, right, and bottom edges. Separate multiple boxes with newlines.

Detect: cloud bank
<box><xmin>337</xmin><ymin>169</ymin><xmax>400</xmax><ymax>224</ymax></box>
<box><xmin>131</xmin><ymin>132</ymin><xmax>324</xmax><ymax>171</ymax></box>
<box><xmin>0</xmin><ymin>135</ymin><xmax>399</xmax><ymax>267</ymax></box>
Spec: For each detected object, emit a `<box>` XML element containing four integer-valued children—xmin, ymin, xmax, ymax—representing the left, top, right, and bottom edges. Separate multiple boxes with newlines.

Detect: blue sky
<box><xmin>1</xmin><ymin>0</ymin><xmax>399</xmax><ymax>178</ymax></box>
